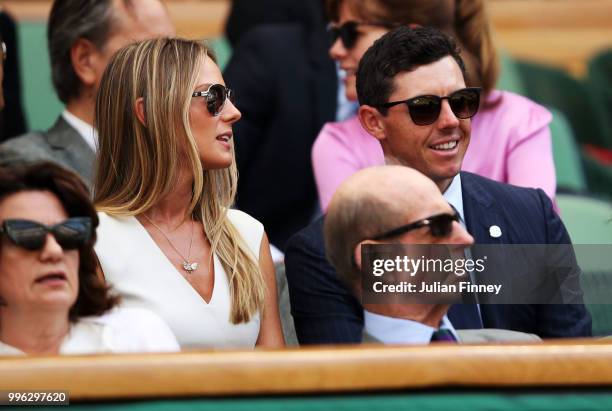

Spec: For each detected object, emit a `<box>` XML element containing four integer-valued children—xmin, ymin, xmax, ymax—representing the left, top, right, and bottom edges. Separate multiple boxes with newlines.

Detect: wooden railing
<box><xmin>2</xmin><ymin>340</ymin><xmax>612</xmax><ymax>400</ymax></box>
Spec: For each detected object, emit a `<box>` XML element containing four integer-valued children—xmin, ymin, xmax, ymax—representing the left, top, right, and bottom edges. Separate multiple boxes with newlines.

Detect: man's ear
<box><xmin>354</xmin><ymin>239</ymin><xmax>378</xmax><ymax>269</ymax></box>
<box><xmin>70</xmin><ymin>38</ymin><xmax>99</xmax><ymax>89</ymax></box>
<box><xmin>134</xmin><ymin>97</ymin><xmax>146</xmax><ymax>127</ymax></box>
<box><xmin>358</xmin><ymin>105</ymin><xmax>387</xmax><ymax>142</ymax></box>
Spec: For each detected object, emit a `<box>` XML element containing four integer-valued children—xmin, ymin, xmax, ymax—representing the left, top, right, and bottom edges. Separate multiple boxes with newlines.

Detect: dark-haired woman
<box><xmin>0</xmin><ymin>163</ymin><xmax>178</xmax><ymax>355</ymax></box>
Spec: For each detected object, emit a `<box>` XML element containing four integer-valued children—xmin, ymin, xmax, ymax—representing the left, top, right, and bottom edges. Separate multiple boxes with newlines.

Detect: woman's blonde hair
<box><xmin>326</xmin><ymin>0</ymin><xmax>499</xmax><ymax>95</ymax></box>
<box><xmin>94</xmin><ymin>38</ymin><xmax>265</xmax><ymax>324</ymax></box>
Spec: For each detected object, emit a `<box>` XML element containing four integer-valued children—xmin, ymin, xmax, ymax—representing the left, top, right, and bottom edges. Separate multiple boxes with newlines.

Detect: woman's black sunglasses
<box><xmin>377</xmin><ymin>87</ymin><xmax>482</xmax><ymax>126</ymax></box>
<box><xmin>0</xmin><ymin>217</ymin><xmax>92</xmax><ymax>251</ymax></box>
<box><xmin>327</xmin><ymin>21</ymin><xmax>395</xmax><ymax>50</ymax></box>
<box><xmin>192</xmin><ymin>84</ymin><xmax>235</xmax><ymax>117</ymax></box>
<box><xmin>372</xmin><ymin>211</ymin><xmax>460</xmax><ymax>240</ymax></box>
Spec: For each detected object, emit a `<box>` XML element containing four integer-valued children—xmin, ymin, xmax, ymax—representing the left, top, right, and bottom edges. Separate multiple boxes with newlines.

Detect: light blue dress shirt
<box><xmin>443</xmin><ymin>174</ymin><xmax>464</xmax><ymax>222</ymax></box>
<box><xmin>364</xmin><ymin>311</ymin><xmax>458</xmax><ymax>344</ymax></box>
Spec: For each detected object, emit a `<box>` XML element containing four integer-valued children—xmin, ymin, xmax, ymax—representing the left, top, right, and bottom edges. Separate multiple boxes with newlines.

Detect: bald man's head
<box><xmin>330</xmin><ymin>166</ymin><xmax>444</xmax><ymax>223</ymax></box>
<box><xmin>325</xmin><ymin>165</ymin><xmax>451</xmax><ymax>286</ymax></box>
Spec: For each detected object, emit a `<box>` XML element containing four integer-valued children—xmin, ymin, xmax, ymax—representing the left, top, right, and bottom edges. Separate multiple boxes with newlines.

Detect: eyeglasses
<box><xmin>327</xmin><ymin>21</ymin><xmax>395</xmax><ymax>50</ymax></box>
<box><xmin>377</xmin><ymin>87</ymin><xmax>481</xmax><ymax>126</ymax></box>
<box><xmin>192</xmin><ymin>84</ymin><xmax>235</xmax><ymax>117</ymax></box>
<box><xmin>0</xmin><ymin>217</ymin><xmax>92</xmax><ymax>251</ymax></box>
<box><xmin>371</xmin><ymin>210</ymin><xmax>460</xmax><ymax>240</ymax></box>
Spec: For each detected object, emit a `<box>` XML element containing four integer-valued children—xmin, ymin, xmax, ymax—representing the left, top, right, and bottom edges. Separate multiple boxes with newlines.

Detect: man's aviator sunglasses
<box><xmin>377</xmin><ymin>87</ymin><xmax>481</xmax><ymax>126</ymax></box>
<box><xmin>0</xmin><ymin>217</ymin><xmax>92</xmax><ymax>250</ymax></box>
<box><xmin>371</xmin><ymin>209</ymin><xmax>460</xmax><ymax>240</ymax></box>
<box><xmin>192</xmin><ymin>84</ymin><xmax>235</xmax><ymax>117</ymax></box>
<box><xmin>327</xmin><ymin>21</ymin><xmax>396</xmax><ymax>49</ymax></box>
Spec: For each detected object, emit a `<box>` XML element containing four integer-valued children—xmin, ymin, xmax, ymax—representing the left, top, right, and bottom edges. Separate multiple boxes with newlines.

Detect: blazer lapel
<box><xmin>461</xmin><ymin>172</ymin><xmax>505</xmax><ymax>245</ymax></box>
<box><xmin>460</xmin><ymin>172</ymin><xmax>511</xmax><ymax>325</ymax></box>
<box><xmin>45</xmin><ymin>116</ymin><xmax>96</xmax><ymax>187</ymax></box>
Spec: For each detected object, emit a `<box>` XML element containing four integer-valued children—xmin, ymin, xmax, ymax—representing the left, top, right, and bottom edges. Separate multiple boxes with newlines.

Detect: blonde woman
<box><xmin>93</xmin><ymin>38</ymin><xmax>284</xmax><ymax>349</ymax></box>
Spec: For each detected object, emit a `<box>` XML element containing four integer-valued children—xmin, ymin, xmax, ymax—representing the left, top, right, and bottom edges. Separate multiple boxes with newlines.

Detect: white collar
<box><xmin>442</xmin><ymin>174</ymin><xmax>465</xmax><ymax>224</ymax></box>
<box><xmin>364</xmin><ymin>310</ymin><xmax>458</xmax><ymax>344</ymax></box>
<box><xmin>61</xmin><ymin>110</ymin><xmax>98</xmax><ymax>152</ymax></box>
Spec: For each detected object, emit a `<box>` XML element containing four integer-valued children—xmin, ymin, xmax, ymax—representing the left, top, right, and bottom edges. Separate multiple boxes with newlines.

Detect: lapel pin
<box><xmin>489</xmin><ymin>225</ymin><xmax>502</xmax><ymax>238</ymax></box>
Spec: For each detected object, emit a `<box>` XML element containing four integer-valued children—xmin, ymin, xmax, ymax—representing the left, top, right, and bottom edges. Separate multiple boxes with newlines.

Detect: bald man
<box><xmin>0</xmin><ymin>0</ymin><xmax>175</xmax><ymax>187</ymax></box>
<box><xmin>323</xmin><ymin>166</ymin><xmax>538</xmax><ymax>343</ymax></box>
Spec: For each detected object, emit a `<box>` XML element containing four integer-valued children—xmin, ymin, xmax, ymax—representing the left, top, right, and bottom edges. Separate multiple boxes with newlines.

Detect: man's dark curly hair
<box><xmin>356</xmin><ymin>26</ymin><xmax>466</xmax><ymax>113</ymax></box>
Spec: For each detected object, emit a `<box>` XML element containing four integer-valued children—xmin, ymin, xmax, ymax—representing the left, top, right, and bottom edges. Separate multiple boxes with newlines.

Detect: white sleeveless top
<box><xmin>95</xmin><ymin>209</ymin><xmax>264</xmax><ymax>349</ymax></box>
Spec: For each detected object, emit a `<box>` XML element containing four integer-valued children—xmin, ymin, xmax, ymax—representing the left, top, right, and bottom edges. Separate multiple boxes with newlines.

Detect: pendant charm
<box><xmin>183</xmin><ymin>261</ymin><xmax>198</xmax><ymax>272</ymax></box>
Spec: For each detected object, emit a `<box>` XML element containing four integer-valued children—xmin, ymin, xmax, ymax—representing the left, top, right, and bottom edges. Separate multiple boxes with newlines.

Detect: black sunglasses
<box><xmin>327</xmin><ymin>21</ymin><xmax>395</xmax><ymax>50</ymax></box>
<box><xmin>0</xmin><ymin>217</ymin><xmax>92</xmax><ymax>251</ymax></box>
<box><xmin>372</xmin><ymin>210</ymin><xmax>460</xmax><ymax>240</ymax></box>
<box><xmin>378</xmin><ymin>87</ymin><xmax>481</xmax><ymax>126</ymax></box>
<box><xmin>192</xmin><ymin>84</ymin><xmax>235</xmax><ymax>117</ymax></box>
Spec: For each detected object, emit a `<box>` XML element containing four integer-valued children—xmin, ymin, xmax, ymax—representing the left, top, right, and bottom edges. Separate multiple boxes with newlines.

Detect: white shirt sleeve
<box><xmin>97</xmin><ymin>307</ymin><xmax>180</xmax><ymax>353</ymax></box>
<box><xmin>364</xmin><ymin>310</ymin><xmax>458</xmax><ymax>344</ymax></box>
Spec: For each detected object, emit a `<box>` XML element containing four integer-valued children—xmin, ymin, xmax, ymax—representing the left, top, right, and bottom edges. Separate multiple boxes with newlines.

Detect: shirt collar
<box><xmin>61</xmin><ymin>110</ymin><xmax>98</xmax><ymax>152</ymax></box>
<box><xmin>364</xmin><ymin>310</ymin><xmax>458</xmax><ymax>344</ymax></box>
<box><xmin>442</xmin><ymin>174</ymin><xmax>464</xmax><ymax>224</ymax></box>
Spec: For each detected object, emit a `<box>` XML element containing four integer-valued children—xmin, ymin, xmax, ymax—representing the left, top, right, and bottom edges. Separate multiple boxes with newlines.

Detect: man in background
<box><xmin>223</xmin><ymin>0</ymin><xmax>337</xmax><ymax>250</ymax></box>
<box><xmin>0</xmin><ymin>0</ymin><xmax>174</xmax><ymax>186</ymax></box>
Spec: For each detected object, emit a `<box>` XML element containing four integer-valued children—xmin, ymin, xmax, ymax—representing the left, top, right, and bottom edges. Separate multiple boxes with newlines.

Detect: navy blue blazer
<box><xmin>285</xmin><ymin>172</ymin><xmax>592</xmax><ymax>344</ymax></box>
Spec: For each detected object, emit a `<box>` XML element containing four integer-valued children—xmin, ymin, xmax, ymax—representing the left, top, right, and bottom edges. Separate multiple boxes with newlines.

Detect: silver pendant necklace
<box><xmin>143</xmin><ymin>215</ymin><xmax>198</xmax><ymax>273</ymax></box>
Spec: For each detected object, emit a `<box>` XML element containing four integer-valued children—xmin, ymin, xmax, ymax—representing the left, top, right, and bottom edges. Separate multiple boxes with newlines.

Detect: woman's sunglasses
<box><xmin>0</xmin><ymin>217</ymin><xmax>92</xmax><ymax>251</ymax></box>
<box><xmin>371</xmin><ymin>211</ymin><xmax>460</xmax><ymax>240</ymax></box>
<box><xmin>192</xmin><ymin>84</ymin><xmax>235</xmax><ymax>117</ymax></box>
<box><xmin>377</xmin><ymin>87</ymin><xmax>482</xmax><ymax>126</ymax></box>
<box><xmin>327</xmin><ymin>21</ymin><xmax>395</xmax><ymax>50</ymax></box>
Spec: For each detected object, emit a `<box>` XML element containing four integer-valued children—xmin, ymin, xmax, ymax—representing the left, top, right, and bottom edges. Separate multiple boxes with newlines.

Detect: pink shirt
<box><xmin>312</xmin><ymin>90</ymin><xmax>555</xmax><ymax>210</ymax></box>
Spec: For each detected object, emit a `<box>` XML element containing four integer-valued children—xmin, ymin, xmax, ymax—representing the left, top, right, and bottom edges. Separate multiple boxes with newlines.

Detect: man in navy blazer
<box><xmin>285</xmin><ymin>26</ymin><xmax>591</xmax><ymax>344</ymax></box>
